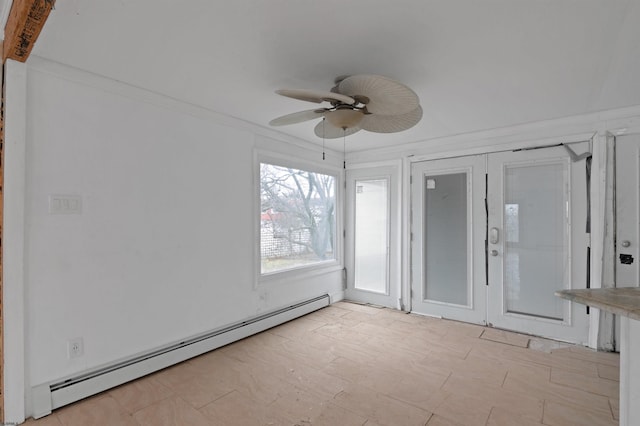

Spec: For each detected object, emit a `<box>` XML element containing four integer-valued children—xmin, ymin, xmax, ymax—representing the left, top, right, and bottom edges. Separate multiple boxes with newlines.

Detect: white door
<box><xmin>615</xmin><ymin>134</ymin><xmax>640</xmax><ymax>287</ymax></box>
<box><xmin>614</xmin><ymin>134</ymin><xmax>640</xmax><ymax>348</ymax></box>
<box><xmin>410</xmin><ymin>155</ymin><xmax>487</xmax><ymax>324</ymax></box>
<box><xmin>411</xmin><ymin>147</ymin><xmax>590</xmax><ymax>343</ymax></box>
<box><xmin>345</xmin><ymin>166</ymin><xmax>400</xmax><ymax>308</ymax></box>
<box><xmin>486</xmin><ymin>147</ymin><xmax>590</xmax><ymax>343</ymax></box>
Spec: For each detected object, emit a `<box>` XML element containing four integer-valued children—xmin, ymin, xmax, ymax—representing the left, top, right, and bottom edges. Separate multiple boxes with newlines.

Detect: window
<box><xmin>260</xmin><ymin>162</ymin><xmax>337</xmax><ymax>274</ymax></box>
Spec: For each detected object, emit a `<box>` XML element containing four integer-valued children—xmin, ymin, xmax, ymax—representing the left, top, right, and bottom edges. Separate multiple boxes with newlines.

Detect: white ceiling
<box><xmin>27</xmin><ymin>0</ymin><xmax>640</xmax><ymax>151</ymax></box>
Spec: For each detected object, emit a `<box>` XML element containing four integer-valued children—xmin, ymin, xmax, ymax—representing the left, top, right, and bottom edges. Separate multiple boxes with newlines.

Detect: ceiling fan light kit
<box><xmin>325</xmin><ymin>109</ymin><xmax>365</xmax><ymax>129</ymax></box>
<box><xmin>270</xmin><ymin>74</ymin><xmax>422</xmax><ymax>139</ymax></box>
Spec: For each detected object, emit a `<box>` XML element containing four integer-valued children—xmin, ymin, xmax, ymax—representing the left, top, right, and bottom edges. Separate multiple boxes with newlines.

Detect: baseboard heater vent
<box><xmin>32</xmin><ymin>294</ymin><xmax>330</xmax><ymax>419</ymax></box>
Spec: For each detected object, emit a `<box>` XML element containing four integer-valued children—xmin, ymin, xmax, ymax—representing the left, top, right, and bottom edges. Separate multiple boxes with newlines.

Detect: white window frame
<box><xmin>255</xmin><ymin>150</ymin><xmax>343</xmax><ymax>285</ymax></box>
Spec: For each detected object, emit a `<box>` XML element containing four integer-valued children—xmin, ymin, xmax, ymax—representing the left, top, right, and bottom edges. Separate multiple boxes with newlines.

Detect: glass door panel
<box><xmin>354</xmin><ymin>179</ymin><xmax>389</xmax><ymax>294</ymax></box>
<box><xmin>424</xmin><ymin>173</ymin><xmax>468</xmax><ymax>306</ymax></box>
<box><xmin>503</xmin><ymin>162</ymin><xmax>567</xmax><ymax>320</ymax></box>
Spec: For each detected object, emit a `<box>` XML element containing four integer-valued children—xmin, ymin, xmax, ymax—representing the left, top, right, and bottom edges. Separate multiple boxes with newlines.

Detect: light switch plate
<box><xmin>49</xmin><ymin>195</ymin><xmax>82</xmax><ymax>214</ymax></box>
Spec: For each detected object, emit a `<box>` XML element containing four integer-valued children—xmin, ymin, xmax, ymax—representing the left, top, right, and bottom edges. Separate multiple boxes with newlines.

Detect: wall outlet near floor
<box><xmin>68</xmin><ymin>337</ymin><xmax>84</xmax><ymax>359</ymax></box>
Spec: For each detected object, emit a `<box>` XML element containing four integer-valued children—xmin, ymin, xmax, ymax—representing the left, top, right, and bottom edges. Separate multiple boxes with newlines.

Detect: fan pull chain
<box><xmin>322</xmin><ymin>117</ymin><xmax>326</xmax><ymax>161</ymax></box>
<box><xmin>343</xmin><ymin>129</ymin><xmax>346</xmax><ymax>169</ymax></box>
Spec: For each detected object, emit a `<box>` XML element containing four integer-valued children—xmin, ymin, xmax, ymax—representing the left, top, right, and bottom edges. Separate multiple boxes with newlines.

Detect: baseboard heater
<box><xmin>31</xmin><ymin>294</ymin><xmax>330</xmax><ymax>419</ymax></box>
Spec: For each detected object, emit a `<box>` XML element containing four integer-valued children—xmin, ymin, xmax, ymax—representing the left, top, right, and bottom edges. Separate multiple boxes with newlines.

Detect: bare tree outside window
<box><xmin>260</xmin><ymin>163</ymin><xmax>336</xmax><ymax>273</ymax></box>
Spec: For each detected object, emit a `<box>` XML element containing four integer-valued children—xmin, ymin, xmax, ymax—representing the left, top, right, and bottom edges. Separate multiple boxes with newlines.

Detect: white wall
<box><xmin>14</xmin><ymin>58</ymin><xmax>344</xmax><ymax>417</ymax></box>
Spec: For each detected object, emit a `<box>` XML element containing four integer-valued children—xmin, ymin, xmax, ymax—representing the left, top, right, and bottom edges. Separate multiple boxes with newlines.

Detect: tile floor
<box><xmin>23</xmin><ymin>301</ymin><xmax>620</xmax><ymax>425</ymax></box>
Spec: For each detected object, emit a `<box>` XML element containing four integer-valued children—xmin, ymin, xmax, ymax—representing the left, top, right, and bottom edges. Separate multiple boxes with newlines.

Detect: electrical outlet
<box><xmin>68</xmin><ymin>337</ymin><xmax>84</xmax><ymax>359</ymax></box>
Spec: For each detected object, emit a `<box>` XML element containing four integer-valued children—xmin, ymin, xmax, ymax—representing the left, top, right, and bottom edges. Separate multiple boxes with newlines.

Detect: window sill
<box><xmin>258</xmin><ymin>261</ymin><xmax>343</xmax><ymax>285</ymax></box>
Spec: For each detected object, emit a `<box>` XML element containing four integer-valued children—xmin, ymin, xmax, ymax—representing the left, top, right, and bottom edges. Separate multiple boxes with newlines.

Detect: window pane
<box><xmin>354</xmin><ymin>179</ymin><xmax>389</xmax><ymax>294</ymax></box>
<box><xmin>260</xmin><ymin>163</ymin><xmax>336</xmax><ymax>274</ymax></box>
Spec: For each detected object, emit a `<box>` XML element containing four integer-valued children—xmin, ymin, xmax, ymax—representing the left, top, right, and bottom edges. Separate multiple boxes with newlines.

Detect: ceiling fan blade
<box><xmin>338</xmin><ymin>75</ymin><xmax>419</xmax><ymax>116</ymax></box>
<box><xmin>276</xmin><ymin>89</ymin><xmax>355</xmax><ymax>105</ymax></box>
<box><xmin>269</xmin><ymin>109</ymin><xmax>326</xmax><ymax>126</ymax></box>
<box><xmin>360</xmin><ymin>106</ymin><xmax>423</xmax><ymax>133</ymax></box>
<box><xmin>314</xmin><ymin>120</ymin><xmax>361</xmax><ymax>139</ymax></box>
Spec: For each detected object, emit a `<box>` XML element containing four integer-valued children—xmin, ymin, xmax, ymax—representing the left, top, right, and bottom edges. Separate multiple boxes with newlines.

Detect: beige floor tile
<box><xmin>277</xmin><ymin>337</ymin><xmax>338</xmax><ymax>367</ymax></box>
<box><xmin>442</xmin><ymin>375</ymin><xmax>543</xmax><ymax>422</ymax></box>
<box><xmin>55</xmin><ymin>395</ymin><xmax>137</xmax><ymax>426</ymax></box>
<box><xmin>133</xmin><ymin>395</ymin><xmax>212</xmax><ymax>426</ymax></box>
<box><xmin>309</xmin><ymin>402</ymin><xmax>369</xmax><ymax>426</ymax></box>
<box><xmin>314</xmin><ymin>323</ymin><xmax>372</xmax><ymax>345</ymax></box>
<box><xmin>503</xmin><ymin>373</ymin><xmax>613</xmax><ymax>416</ymax></box>
<box><xmin>542</xmin><ymin>400</ymin><xmax>617</xmax><ymax>426</ymax></box>
<box><xmin>108</xmin><ymin>375</ymin><xmax>173</xmax><ymax>413</ymax></box>
<box><xmin>332</xmin><ymin>386</ymin><xmax>432</xmax><ymax>426</ymax></box>
<box><xmin>303</xmin><ymin>332</ymin><xmax>380</xmax><ymax>364</ymax></box>
<box><xmin>486</xmin><ymin>407</ymin><xmax>544</xmax><ymax>426</ymax></box>
<box><xmin>425</xmin><ymin>352</ymin><xmax>509</xmax><ymax>387</ymax></box>
<box><xmin>497</xmin><ymin>346</ymin><xmax>554</xmax><ymax>368</ymax></box>
<box><xmin>610</xmin><ymin>398</ymin><xmax>620</xmax><ymax>420</ymax></box>
<box><xmin>323</xmin><ymin>356</ymin><xmax>401</xmax><ymax>394</ymax></box>
<box><xmin>267</xmin><ymin>315</ymin><xmax>326</xmax><ymax>340</ymax></box>
<box><xmin>392</xmin><ymin>311</ymin><xmax>436</xmax><ymax>325</ymax></box>
<box><xmin>248</xmin><ymin>349</ymin><xmax>349</xmax><ymax>398</ymax></box>
<box><xmin>422</xmin><ymin>338</ymin><xmax>473</xmax><ymax>360</ymax></box>
<box><xmin>165</xmin><ymin>370</ymin><xmax>235</xmax><ymax>409</ymax></box>
<box><xmin>425</xmin><ymin>414</ymin><xmax>465</xmax><ymax>425</ymax></box>
<box><xmin>231</xmin><ymin>366</ymin><xmax>298</xmax><ymax>405</ymax></box>
<box><xmin>351</xmin><ymin>320</ymin><xmax>409</xmax><ymax>340</ymax></box>
<box><xmin>342</xmin><ymin>310</ymin><xmax>382</xmax><ymax>323</ymax></box>
<box><xmin>432</xmin><ymin>393</ymin><xmax>492</xmax><ymax>426</ymax></box>
<box><xmin>269</xmin><ymin>385</ymin><xmax>367</xmax><ymax>426</ymax></box>
<box><xmin>560</xmin><ymin>346</ymin><xmax>620</xmax><ymax>367</ymax></box>
<box><xmin>335</xmin><ymin>301</ymin><xmax>384</xmax><ymax>313</ymax></box>
<box><xmin>439</xmin><ymin>319</ymin><xmax>486</xmax><ymax>339</ymax></box>
<box><xmin>312</xmin><ymin>304</ymin><xmax>355</xmax><ymax>317</ymax></box>
<box><xmin>550</xmin><ymin>368</ymin><xmax>619</xmax><ymax>398</ymax></box>
<box><xmin>384</xmin><ymin>371</ymin><xmax>450</xmax><ymax>409</ymax></box>
<box><xmin>502</xmin><ymin>361</ymin><xmax>551</xmax><ymax>384</ymax></box>
<box><xmin>185</xmin><ymin>347</ymin><xmax>248</xmax><ymax>374</ymax></box>
<box><xmin>480</xmin><ymin>328</ymin><xmax>530</xmax><ymax>348</ymax></box>
<box><xmin>152</xmin><ymin>360</ymin><xmax>217</xmax><ymax>389</ymax></box>
<box><xmin>357</xmin><ymin>336</ymin><xmax>430</xmax><ymax>367</ymax></box>
<box><xmin>199</xmin><ymin>390</ymin><xmax>289</xmax><ymax>426</ymax></box>
<box><xmin>218</xmin><ymin>335</ymin><xmax>287</xmax><ymax>363</ymax></box>
<box><xmin>547</xmin><ymin>349</ymin><xmax>603</xmax><ymax>377</ymax></box>
<box><xmin>598</xmin><ymin>363</ymin><xmax>620</xmax><ymax>382</ymax></box>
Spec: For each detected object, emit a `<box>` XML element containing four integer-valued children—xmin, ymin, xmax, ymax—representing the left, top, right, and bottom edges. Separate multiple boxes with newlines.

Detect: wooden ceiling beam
<box><xmin>3</xmin><ymin>0</ymin><xmax>55</xmax><ymax>62</ymax></box>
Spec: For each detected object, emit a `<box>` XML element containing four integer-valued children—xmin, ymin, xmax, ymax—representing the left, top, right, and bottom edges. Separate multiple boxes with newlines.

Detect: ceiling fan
<box><xmin>269</xmin><ymin>75</ymin><xmax>422</xmax><ymax>139</ymax></box>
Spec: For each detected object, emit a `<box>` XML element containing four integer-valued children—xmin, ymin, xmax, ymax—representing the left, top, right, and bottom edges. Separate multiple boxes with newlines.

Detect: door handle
<box><xmin>490</xmin><ymin>250</ymin><xmax>499</xmax><ymax>257</ymax></box>
<box><xmin>490</xmin><ymin>227</ymin><xmax>499</xmax><ymax>244</ymax></box>
<box><xmin>621</xmin><ymin>240</ymin><xmax>631</xmax><ymax>248</ymax></box>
